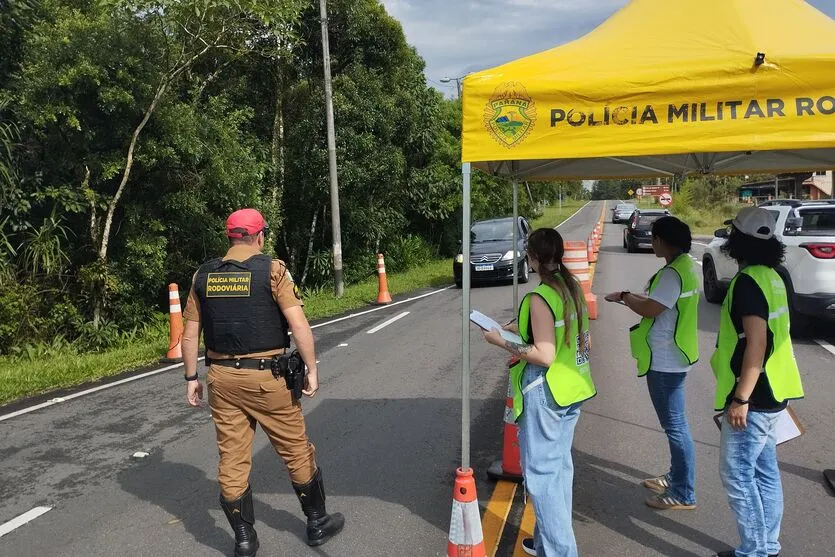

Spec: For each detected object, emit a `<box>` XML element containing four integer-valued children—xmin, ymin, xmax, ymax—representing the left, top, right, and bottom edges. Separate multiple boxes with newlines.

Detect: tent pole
<box><xmin>461</xmin><ymin>162</ymin><xmax>472</xmax><ymax>471</ymax></box>
<box><xmin>512</xmin><ymin>179</ymin><xmax>519</xmax><ymax>314</ymax></box>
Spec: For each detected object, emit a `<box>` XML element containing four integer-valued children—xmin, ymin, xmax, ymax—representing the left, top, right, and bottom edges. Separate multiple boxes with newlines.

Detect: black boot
<box><xmin>293</xmin><ymin>468</ymin><xmax>345</xmax><ymax>546</ymax></box>
<box><xmin>220</xmin><ymin>485</ymin><xmax>260</xmax><ymax>557</ymax></box>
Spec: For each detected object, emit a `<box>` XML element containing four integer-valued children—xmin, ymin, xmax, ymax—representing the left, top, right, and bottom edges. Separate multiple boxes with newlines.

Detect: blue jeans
<box><xmin>517</xmin><ymin>364</ymin><xmax>582</xmax><ymax>557</ymax></box>
<box><xmin>646</xmin><ymin>371</ymin><xmax>697</xmax><ymax>504</ymax></box>
<box><xmin>720</xmin><ymin>410</ymin><xmax>783</xmax><ymax>557</ymax></box>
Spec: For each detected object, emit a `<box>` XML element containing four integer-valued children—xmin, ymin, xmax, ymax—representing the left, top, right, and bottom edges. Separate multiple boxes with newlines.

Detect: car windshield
<box><xmin>471</xmin><ymin>221</ymin><xmax>513</xmax><ymax>243</ymax></box>
<box><xmin>637</xmin><ymin>214</ymin><xmax>664</xmax><ymax>227</ymax></box>
<box><xmin>797</xmin><ymin>208</ymin><xmax>835</xmax><ymax>235</ymax></box>
<box><xmin>617</xmin><ymin>204</ymin><xmax>636</xmax><ymax>211</ymax></box>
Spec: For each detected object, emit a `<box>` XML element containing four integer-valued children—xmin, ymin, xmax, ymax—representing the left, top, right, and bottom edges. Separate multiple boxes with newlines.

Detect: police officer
<box><xmin>181</xmin><ymin>208</ymin><xmax>344</xmax><ymax>556</ymax></box>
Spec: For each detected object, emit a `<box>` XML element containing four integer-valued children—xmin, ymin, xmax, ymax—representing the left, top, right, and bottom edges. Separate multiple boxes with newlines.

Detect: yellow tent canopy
<box><xmin>462</xmin><ymin>0</ymin><xmax>835</xmax><ymax>178</ymax></box>
<box><xmin>453</xmin><ymin>0</ymin><xmax>835</xmax><ymax>475</ymax></box>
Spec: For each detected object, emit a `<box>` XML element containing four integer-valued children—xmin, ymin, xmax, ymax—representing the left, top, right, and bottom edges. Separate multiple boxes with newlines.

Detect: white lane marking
<box><xmin>367</xmin><ymin>311</ymin><xmax>410</xmax><ymax>334</ymax></box>
<box><xmin>555</xmin><ymin>201</ymin><xmax>591</xmax><ymax>230</ymax></box>
<box><xmin>814</xmin><ymin>339</ymin><xmax>835</xmax><ymax>357</ymax></box>
<box><xmin>0</xmin><ymin>359</ymin><xmax>203</xmax><ymax>423</ymax></box>
<box><xmin>309</xmin><ymin>286</ymin><xmax>453</xmax><ymax>330</ymax></box>
<box><xmin>0</xmin><ymin>506</ymin><xmax>53</xmax><ymax>537</ymax></box>
<box><xmin>0</xmin><ymin>285</ymin><xmax>456</xmax><ymax>422</ymax></box>
<box><xmin>338</xmin><ymin>343</ymin><xmax>348</xmax><ymax>347</ymax></box>
<box><xmin>693</xmin><ymin>241</ymin><xmax>711</xmax><ymax>247</ymax></box>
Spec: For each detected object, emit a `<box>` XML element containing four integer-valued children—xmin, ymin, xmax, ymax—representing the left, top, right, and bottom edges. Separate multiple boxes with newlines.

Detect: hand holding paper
<box><xmin>470</xmin><ymin>310</ymin><xmax>524</xmax><ymax>344</ymax></box>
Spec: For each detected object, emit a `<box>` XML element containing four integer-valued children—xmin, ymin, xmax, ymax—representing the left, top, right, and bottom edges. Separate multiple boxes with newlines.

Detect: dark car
<box><xmin>453</xmin><ymin>216</ymin><xmax>531</xmax><ymax>288</ymax></box>
<box><xmin>623</xmin><ymin>209</ymin><xmax>670</xmax><ymax>253</ymax></box>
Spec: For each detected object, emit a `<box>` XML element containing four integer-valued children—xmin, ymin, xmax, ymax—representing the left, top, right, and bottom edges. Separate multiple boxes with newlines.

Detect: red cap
<box><xmin>226</xmin><ymin>208</ymin><xmax>266</xmax><ymax>238</ymax></box>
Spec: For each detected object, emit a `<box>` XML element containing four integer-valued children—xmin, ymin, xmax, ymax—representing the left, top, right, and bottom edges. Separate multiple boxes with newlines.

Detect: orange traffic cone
<box><xmin>375</xmin><ymin>253</ymin><xmax>392</xmax><ymax>305</ymax></box>
<box><xmin>588</xmin><ymin>235</ymin><xmax>597</xmax><ymax>263</ymax></box>
<box><xmin>447</xmin><ymin>468</ymin><xmax>486</xmax><ymax>557</ymax></box>
<box><xmin>162</xmin><ymin>283</ymin><xmax>184</xmax><ymax>363</ymax></box>
<box><xmin>586</xmin><ymin>292</ymin><xmax>599</xmax><ymax>320</ymax></box>
<box><xmin>487</xmin><ymin>374</ymin><xmax>523</xmax><ymax>483</ymax></box>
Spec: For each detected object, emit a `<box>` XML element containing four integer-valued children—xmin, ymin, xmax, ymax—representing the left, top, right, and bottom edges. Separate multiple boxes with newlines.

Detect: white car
<box><xmin>702</xmin><ymin>200</ymin><xmax>835</xmax><ymax>331</ymax></box>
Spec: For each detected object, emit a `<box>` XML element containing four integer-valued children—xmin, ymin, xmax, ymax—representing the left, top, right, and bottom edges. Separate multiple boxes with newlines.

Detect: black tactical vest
<box><xmin>193</xmin><ymin>254</ymin><xmax>289</xmax><ymax>355</ymax></box>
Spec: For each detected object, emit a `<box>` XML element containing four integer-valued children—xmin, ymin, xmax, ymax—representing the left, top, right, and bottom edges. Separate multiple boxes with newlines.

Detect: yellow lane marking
<box><xmin>482</xmin><ymin>480</ymin><xmax>518</xmax><ymax>557</ymax></box>
<box><xmin>511</xmin><ymin>496</ymin><xmax>536</xmax><ymax>557</ymax></box>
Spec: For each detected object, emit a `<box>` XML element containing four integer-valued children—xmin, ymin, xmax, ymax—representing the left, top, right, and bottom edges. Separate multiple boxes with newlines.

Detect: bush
<box><xmin>383</xmin><ymin>234</ymin><xmax>435</xmax><ymax>273</ymax></box>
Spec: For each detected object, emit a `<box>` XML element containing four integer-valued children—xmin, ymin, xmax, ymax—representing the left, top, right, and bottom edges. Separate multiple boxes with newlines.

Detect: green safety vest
<box><xmin>629</xmin><ymin>254</ymin><xmax>700</xmax><ymax>376</ymax></box>
<box><xmin>710</xmin><ymin>265</ymin><xmax>804</xmax><ymax>410</ymax></box>
<box><xmin>509</xmin><ymin>282</ymin><xmax>597</xmax><ymax>421</ymax></box>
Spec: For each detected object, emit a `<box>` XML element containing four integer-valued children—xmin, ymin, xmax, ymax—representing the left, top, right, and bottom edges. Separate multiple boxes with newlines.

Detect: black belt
<box><xmin>209</xmin><ymin>357</ymin><xmax>274</xmax><ymax>371</ymax></box>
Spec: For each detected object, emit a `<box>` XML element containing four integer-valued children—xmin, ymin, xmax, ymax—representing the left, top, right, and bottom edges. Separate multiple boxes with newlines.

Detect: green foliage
<box><xmin>0</xmin><ymin>0</ymin><xmax>563</xmax><ymax>364</ymax></box>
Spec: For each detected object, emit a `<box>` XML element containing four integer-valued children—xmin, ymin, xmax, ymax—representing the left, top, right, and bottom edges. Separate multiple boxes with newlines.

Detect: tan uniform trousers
<box><xmin>207</xmin><ymin>364</ymin><xmax>317</xmax><ymax>501</ymax></box>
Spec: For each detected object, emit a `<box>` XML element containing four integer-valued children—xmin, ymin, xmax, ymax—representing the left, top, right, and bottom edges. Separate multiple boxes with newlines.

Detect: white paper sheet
<box><xmin>469</xmin><ymin>310</ymin><xmax>524</xmax><ymax>344</ymax></box>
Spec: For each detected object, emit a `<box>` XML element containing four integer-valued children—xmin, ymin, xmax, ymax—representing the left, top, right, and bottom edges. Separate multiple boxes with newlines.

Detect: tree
<box><xmin>15</xmin><ymin>0</ymin><xmax>304</xmax><ymax>325</ymax></box>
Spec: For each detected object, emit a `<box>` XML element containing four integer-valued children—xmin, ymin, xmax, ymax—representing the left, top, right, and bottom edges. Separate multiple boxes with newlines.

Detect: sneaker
<box><xmin>645</xmin><ymin>491</ymin><xmax>696</xmax><ymax>510</ymax></box>
<box><xmin>522</xmin><ymin>537</ymin><xmax>536</xmax><ymax>556</ymax></box>
<box><xmin>641</xmin><ymin>475</ymin><xmax>670</xmax><ymax>494</ymax></box>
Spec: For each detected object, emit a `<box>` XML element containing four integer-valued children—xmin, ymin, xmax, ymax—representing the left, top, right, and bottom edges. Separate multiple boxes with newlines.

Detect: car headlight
<box><xmin>455</xmin><ymin>254</ymin><xmax>464</xmax><ymax>263</ymax></box>
<box><xmin>501</xmin><ymin>250</ymin><xmax>521</xmax><ymax>261</ymax></box>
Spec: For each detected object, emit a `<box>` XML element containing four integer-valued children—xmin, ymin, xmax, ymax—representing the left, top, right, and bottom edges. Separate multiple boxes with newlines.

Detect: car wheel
<box><xmin>702</xmin><ymin>259</ymin><xmax>724</xmax><ymax>304</ymax></box>
<box><xmin>520</xmin><ymin>262</ymin><xmax>529</xmax><ymax>284</ymax></box>
<box><xmin>789</xmin><ymin>306</ymin><xmax>812</xmax><ymax>337</ymax></box>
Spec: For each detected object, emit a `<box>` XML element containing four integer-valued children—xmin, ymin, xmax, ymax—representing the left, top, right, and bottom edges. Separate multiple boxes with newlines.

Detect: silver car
<box><xmin>611</xmin><ymin>202</ymin><xmax>637</xmax><ymax>224</ymax></box>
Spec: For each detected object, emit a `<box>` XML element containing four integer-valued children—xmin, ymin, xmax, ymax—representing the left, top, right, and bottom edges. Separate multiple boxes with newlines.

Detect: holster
<box><xmin>271</xmin><ymin>350</ymin><xmax>306</xmax><ymax>400</ymax></box>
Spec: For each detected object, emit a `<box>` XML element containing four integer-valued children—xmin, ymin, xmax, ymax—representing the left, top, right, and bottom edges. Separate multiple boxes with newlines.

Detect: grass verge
<box><xmin>0</xmin><ymin>258</ymin><xmax>453</xmax><ymax>406</ymax></box>
<box><xmin>531</xmin><ymin>199</ymin><xmax>588</xmax><ymax>229</ymax></box>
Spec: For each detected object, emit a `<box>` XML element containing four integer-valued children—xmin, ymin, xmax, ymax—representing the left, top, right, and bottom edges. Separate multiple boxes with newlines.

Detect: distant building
<box><xmin>739</xmin><ymin>171</ymin><xmax>833</xmax><ymax>202</ymax></box>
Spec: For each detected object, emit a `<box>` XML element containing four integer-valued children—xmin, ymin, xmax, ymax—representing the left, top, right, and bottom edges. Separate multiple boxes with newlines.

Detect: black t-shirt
<box><xmin>725</xmin><ymin>274</ymin><xmax>787</xmax><ymax>412</ymax></box>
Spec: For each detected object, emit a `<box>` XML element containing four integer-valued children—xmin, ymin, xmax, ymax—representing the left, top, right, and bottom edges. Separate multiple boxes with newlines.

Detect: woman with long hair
<box><xmin>482</xmin><ymin>228</ymin><xmax>596</xmax><ymax>557</ymax></box>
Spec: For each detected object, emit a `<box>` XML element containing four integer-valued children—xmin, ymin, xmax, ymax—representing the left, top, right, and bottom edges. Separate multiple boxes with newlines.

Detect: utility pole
<box><xmin>440</xmin><ymin>76</ymin><xmax>463</xmax><ymax>99</ymax></box>
<box><xmin>775</xmin><ymin>175</ymin><xmax>779</xmax><ymax>200</ymax></box>
<box><xmin>319</xmin><ymin>0</ymin><xmax>343</xmax><ymax>297</ymax></box>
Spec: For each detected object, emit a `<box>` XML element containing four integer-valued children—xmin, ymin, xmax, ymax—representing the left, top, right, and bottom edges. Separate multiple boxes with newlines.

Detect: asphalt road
<box><xmin>2</xmin><ymin>200</ymin><xmax>833</xmax><ymax>557</ymax></box>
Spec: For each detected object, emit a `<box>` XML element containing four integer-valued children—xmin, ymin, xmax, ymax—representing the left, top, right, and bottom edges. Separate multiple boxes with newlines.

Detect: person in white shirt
<box><xmin>606</xmin><ymin>216</ymin><xmax>699</xmax><ymax>511</ymax></box>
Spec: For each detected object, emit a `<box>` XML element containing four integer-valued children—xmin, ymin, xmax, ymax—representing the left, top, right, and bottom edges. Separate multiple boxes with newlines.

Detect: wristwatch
<box><xmin>732</xmin><ymin>396</ymin><xmax>749</xmax><ymax>405</ymax></box>
<box><xmin>184</xmin><ymin>373</ymin><xmax>199</xmax><ymax>382</ymax></box>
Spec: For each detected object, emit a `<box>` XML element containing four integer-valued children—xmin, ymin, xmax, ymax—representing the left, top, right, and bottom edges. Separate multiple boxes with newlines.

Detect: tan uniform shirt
<box><xmin>183</xmin><ymin>244</ymin><xmax>302</xmax><ymax>360</ymax></box>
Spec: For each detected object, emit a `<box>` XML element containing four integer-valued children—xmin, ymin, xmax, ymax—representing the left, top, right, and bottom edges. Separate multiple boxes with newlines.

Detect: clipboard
<box><xmin>713</xmin><ymin>406</ymin><xmax>805</xmax><ymax>445</ymax></box>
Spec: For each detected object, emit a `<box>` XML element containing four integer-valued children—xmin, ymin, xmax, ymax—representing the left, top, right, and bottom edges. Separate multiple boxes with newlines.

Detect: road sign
<box><xmin>741</xmin><ymin>189</ymin><xmax>752</xmax><ymax>199</ymax></box>
<box><xmin>641</xmin><ymin>184</ymin><xmax>670</xmax><ymax>196</ymax></box>
<box><xmin>627</xmin><ymin>189</ymin><xmax>634</xmax><ymax>196</ymax></box>
<box><xmin>659</xmin><ymin>193</ymin><xmax>673</xmax><ymax>207</ymax></box>
<box><xmin>635</xmin><ymin>188</ymin><xmax>643</xmax><ymax>196</ymax></box>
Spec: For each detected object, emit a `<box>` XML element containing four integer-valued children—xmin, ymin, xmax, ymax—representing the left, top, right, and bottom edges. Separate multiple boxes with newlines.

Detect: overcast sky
<box><xmin>380</xmin><ymin>0</ymin><xmax>835</xmax><ymax>97</ymax></box>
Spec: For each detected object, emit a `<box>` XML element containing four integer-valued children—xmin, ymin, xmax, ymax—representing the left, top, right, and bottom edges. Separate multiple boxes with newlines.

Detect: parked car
<box><xmin>454</xmin><ymin>216</ymin><xmax>531</xmax><ymax>288</ymax></box>
<box><xmin>702</xmin><ymin>200</ymin><xmax>835</xmax><ymax>331</ymax></box>
<box><xmin>611</xmin><ymin>202</ymin><xmax>637</xmax><ymax>223</ymax></box>
<box><xmin>622</xmin><ymin>209</ymin><xmax>670</xmax><ymax>253</ymax></box>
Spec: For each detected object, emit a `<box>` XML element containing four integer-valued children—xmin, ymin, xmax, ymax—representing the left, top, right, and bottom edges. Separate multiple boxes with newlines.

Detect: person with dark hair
<box><xmin>711</xmin><ymin>207</ymin><xmax>804</xmax><ymax>557</ymax></box>
<box><xmin>482</xmin><ymin>227</ymin><xmax>596</xmax><ymax>557</ymax></box>
<box><xmin>606</xmin><ymin>216</ymin><xmax>699</xmax><ymax>511</ymax></box>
